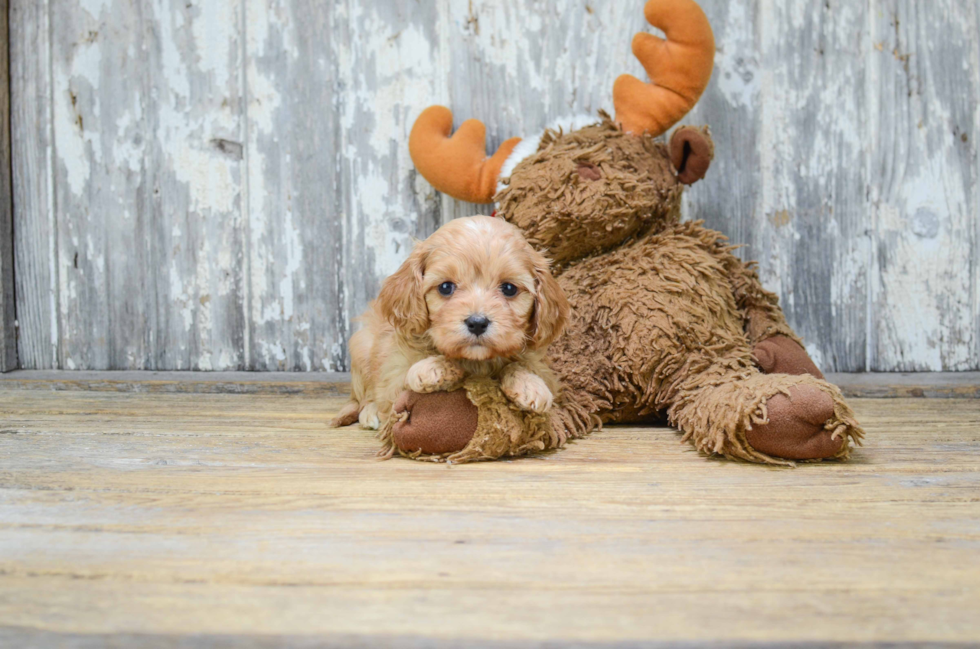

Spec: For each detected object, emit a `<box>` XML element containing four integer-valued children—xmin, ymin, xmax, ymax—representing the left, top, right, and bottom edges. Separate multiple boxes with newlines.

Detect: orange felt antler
<box><xmin>409</xmin><ymin>106</ymin><xmax>522</xmax><ymax>204</ymax></box>
<box><xmin>614</xmin><ymin>0</ymin><xmax>716</xmax><ymax>136</ymax></box>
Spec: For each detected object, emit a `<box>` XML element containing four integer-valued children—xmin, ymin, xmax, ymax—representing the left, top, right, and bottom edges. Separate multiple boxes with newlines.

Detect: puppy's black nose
<box><xmin>465</xmin><ymin>314</ymin><xmax>490</xmax><ymax>336</ymax></box>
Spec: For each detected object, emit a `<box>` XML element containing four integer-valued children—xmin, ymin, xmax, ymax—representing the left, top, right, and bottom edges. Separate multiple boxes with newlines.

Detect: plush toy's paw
<box><xmin>501</xmin><ymin>370</ymin><xmax>554</xmax><ymax>413</ymax></box>
<box><xmin>753</xmin><ymin>335</ymin><xmax>825</xmax><ymax>379</ymax></box>
<box><xmin>390</xmin><ymin>390</ymin><xmax>479</xmax><ymax>455</ymax></box>
<box><xmin>406</xmin><ymin>356</ymin><xmax>465</xmax><ymax>393</ymax></box>
<box><xmin>745</xmin><ymin>384</ymin><xmax>843</xmax><ymax>460</ymax></box>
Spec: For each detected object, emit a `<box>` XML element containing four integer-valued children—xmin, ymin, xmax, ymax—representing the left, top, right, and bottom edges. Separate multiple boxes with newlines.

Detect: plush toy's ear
<box><xmin>528</xmin><ymin>254</ymin><xmax>570</xmax><ymax>350</ymax></box>
<box><xmin>409</xmin><ymin>106</ymin><xmax>522</xmax><ymax>204</ymax></box>
<box><xmin>377</xmin><ymin>242</ymin><xmax>430</xmax><ymax>337</ymax></box>
<box><xmin>613</xmin><ymin>0</ymin><xmax>716</xmax><ymax>136</ymax></box>
<box><xmin>670</xmin><ymin>126</ymin><xmax>714</xmax><ymax>184</ymax></box>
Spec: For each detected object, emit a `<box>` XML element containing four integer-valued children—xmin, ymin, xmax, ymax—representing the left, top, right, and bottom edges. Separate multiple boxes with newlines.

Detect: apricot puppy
<box><xmin>332</xmin><ymin>216</ymin><xmax>569</xmax><ymax>430</ymax></box>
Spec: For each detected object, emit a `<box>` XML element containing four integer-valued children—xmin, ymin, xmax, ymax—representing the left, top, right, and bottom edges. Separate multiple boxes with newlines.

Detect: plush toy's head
<box><xmin>410</xmin><ymin>0</ymin><xmax>716</xmax><ymax>265</ymax></box>
<box><xmin>497</xmin><ymin>115</ymin><xmax>691</xmax><ymax>265</ymax></box>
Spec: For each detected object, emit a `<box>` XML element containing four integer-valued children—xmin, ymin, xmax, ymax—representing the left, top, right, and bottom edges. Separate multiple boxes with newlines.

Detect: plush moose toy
<box><xmin>385</xmin><ymin>0</ymin><xmax>864</xmax><ymax>465</ymax></box>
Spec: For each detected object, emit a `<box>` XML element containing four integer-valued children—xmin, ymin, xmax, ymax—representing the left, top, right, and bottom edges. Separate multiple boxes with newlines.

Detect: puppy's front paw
<box><xmin>358</xmin><ymin>402</ymin><xmax>381</xmax><ymax>430</ymax></box>
<box><xmin>501</xmin><ymin>370</ymin><xmax>553</xmax><ymax>413</ymax></box>
<box><xmin>406</xmin><ymin>356</ymin><xmax>465</xmax><ymax>393</ymax></box>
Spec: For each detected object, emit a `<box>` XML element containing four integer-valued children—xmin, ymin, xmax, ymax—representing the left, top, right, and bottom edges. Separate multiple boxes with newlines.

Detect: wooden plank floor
<box><xmin>0</xmin><ymin>380</ymin><xmax>978</xmax><ymax>646</ymax></box>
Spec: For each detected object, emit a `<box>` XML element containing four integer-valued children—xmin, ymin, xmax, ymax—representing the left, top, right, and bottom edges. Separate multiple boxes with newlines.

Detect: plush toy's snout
<box><xmin>576</xmin><ymin>163</ymin><xmax>602</xmax><ymax>181</ymax></box>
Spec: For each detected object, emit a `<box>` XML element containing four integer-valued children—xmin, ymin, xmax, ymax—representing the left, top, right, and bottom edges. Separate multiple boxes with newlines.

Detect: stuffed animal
<box><xmin>387</xmin><ymin>0</ymin><xmax>864</xmax><ymax>465</ymax></box>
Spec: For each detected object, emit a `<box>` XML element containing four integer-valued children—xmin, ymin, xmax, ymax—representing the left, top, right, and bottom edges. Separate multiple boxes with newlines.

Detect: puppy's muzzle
<box><xmin>464</xmin><ymin>314</ymin><xmax>490</xmax><ymax>337</ymax></box>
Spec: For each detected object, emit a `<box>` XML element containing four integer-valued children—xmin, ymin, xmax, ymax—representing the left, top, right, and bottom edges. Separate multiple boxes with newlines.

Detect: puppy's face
<box><xmin>377</xmin><ymin>216</ymin><xmax>568</xmax><ymax>361</ymax></box>
<box><xmin>421</xmin><ymin>234</ymin><xmax>535</xmax><ymax>361</ymax></box>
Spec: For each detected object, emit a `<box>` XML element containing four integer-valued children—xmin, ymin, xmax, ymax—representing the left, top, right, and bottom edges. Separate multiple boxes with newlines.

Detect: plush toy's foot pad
<box><xmin>753</xmin><ymin>335</ymin><xmax>825</xmax><ymax>379</ymax></box>
<box><xmin>390</xmin><ymin>389</ymin><xmax>479</xmax><ymax>455</ymax></box>
<box><xmin>745</xmin><ymin>384</ymin><xmax>843</xmax><ymax>460</ymax></box>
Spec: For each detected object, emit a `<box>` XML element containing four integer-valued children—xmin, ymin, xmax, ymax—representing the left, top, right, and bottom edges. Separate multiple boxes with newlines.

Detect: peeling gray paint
<box><xmin>11</xmin><ymin>0</ymin><xmax>980</xmax><ymax>371</ymax></box>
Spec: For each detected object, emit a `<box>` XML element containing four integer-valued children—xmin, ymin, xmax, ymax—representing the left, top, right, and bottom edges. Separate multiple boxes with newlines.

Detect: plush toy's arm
<box><xmin>722</xmin><ymin>256</ymin><xmax>800</xmax><ymax>346</ymax></box>
<box><xmin>719</xmin><ymin>252</ymin><xmax>825</xmax><ymax>379</ymax></box>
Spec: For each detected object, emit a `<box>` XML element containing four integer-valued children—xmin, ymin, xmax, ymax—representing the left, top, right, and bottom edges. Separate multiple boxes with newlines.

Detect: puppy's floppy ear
<box><xmin>377</xmin><ymin>241</ymin><xmax>429</xmax><ymax>336</ymax></box>
<box><xmin>528</xmin><ymin>251</ymin><xmax>569</xmax><ymax>349</ymax></box>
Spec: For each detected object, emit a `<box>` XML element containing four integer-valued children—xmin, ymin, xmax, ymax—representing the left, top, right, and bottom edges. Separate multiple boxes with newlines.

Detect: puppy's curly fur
<box><xmin>332</xmin><ymin>216</ymin><xmax>569</xmax><ymax>430</ymax></box>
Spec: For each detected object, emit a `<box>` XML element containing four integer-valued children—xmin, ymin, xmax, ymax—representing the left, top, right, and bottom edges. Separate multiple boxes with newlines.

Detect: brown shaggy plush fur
<box><xmin>495</xmin><ymin>114</ymin><xmax>864</xmax><ymax>464</ymax></box>
<box><xmin>500</xmin><ymin>117</ymin><xmax>683</xmax><ymax>267</ymax></box>
<box><xmin>392</xmin><ymin>112</ymin><xmax>864</xmax><ymax>465</ymax></box>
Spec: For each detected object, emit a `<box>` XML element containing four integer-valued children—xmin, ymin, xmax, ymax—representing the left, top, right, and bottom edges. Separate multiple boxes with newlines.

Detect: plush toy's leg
<box><xmin>743</xmin><ymin>383</ymin><xmax>846</xmax><ymax>459</ymax></box>
<box><xmin>715</xmin><ymin>244</ymin><xmax>827</xmax><ymax>379</ymax></box>
<box><xmin>714</xmin><ymin>244</ymin><xmax>865</xmax><ymax>458</ymax></box>
<box><xmin>379</xmin><ymin>379</ymin><xmax>561</xmax><ymax>463</ymax></box>
<box><xmin>667</xmin><ymin>357</ymin><xmax>863</xmax><ymax>465</ymax></box>
<box><xmin>388</xmin><ymin>389</ymin><xmax>478</xmax><ymax>455</ymax></box>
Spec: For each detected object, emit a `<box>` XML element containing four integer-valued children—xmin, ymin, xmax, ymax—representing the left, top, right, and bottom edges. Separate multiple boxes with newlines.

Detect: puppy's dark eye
<box><xmin>438</xmin><ymin>281</ymin><xmax>456</xmax><ymax>297</ymax></box>
<box><xmin>500</xmin><ymin>282</ymin><xmax>519</xmax><ymax>297</ymax></box>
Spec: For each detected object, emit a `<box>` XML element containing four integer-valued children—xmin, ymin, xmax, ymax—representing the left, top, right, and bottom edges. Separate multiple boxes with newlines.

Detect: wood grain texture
<box><xmin>756</xmin><ymin>0</ymin><xmax>871</xmax><ymax>373</ymax></box>
<box><xmin>867</xmin><ymin>0</ymin><xmax>980</xmax><ymax>371</ymax></box>
<box><xmin>48</xmin><ymin>0</ymin><xmax>248</xmax><ymax>370</ymax></box>
<box><xmin>10</xmin><ymin>0</ymin><xmax>57</xmax><ymax>370</ymax></box>
<box><xmin>0</xmin><ymin>0</ymin><xmax>16</xmax><ymax>372</ymax></box>
<box><xmin>0</xmin><ymin>384</ymin><xmax>978</xmax><ymax>644</ymax></box>
<box><xmin>245</xmin><ymin>0</ymin><xmax>340</xmax><ymax>371</ymax></box>
<box><xmin>10</xmin><ymin>1</ymin><xmax>980</xmax><ymax>371</ymax></box>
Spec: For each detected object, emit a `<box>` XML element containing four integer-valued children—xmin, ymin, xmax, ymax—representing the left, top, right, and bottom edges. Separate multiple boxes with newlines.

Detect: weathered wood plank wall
<box><xmin>1</xmin><ymin>0</ymin><xmax>16</xmax><ymax>372</ymax></box>
<box><xmin>9</xmin><ymin>0</ymin><xmax>980</xmax><ymax>372</ymax></box>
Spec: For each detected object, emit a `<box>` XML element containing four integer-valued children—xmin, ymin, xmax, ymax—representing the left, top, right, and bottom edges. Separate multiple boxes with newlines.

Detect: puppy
<box><xmin>333</xmin><ymin>216</ymin><xmax>569</xmax><ymax>430</ymax></box>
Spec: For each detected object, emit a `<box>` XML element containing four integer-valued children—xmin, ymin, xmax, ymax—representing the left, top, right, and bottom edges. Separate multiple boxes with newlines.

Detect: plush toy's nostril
<box><xmin>577</xmin><ymin>163</ymin><xmax>602</xmax><ymax>181</ymax></box>
<box><xmin>464</xmin><ymin>314</ymin><xmax>490</xmax><ymax>336</ymax></box>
